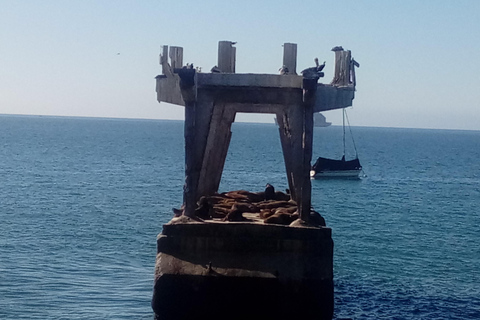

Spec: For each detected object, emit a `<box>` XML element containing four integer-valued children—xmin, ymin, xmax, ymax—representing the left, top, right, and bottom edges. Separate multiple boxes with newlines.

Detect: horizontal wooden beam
<box><xmin>197</xmin><ymin>73</ymin><xmax>303</xmax><ymax>88</ymax></box>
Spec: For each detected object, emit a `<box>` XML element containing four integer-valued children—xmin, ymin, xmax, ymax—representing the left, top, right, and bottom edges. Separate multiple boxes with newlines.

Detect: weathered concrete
<box><xmin>152</xmin><ymin>220</ymin><xmax>334</xmax><ymax>320</ymax></box>
<box><xmin>152</xmin><ymin>42</ymin><xmax>359</xmax><ymax>320</ymax></box>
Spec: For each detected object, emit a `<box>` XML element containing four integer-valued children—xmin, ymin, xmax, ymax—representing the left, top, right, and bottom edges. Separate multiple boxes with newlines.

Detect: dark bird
<box><xmin>279</xmin><ymin>65</ymin><xmax>289</xmax><ymax>75</ymax></box>
<box><xmin>194</xmin><ymin>196</ymin><xmax>212</xmax><ymax>220</ymax></box>
<box><xmin>172</xmin><ymin>207</ymin><xmax>183</xmax><ymax>217</ymax></box>
<box><xmin>331</xmin><ymin>46</ymin><xmax>344</xmax><ymax>52</ymax></box>
<box><xmin>264</xmin><ymin>183</ymin><xmax>275</xmax><ymax>201</ymax></box>
<box><xmin>210</xmin><ymin>65</ymin><xmax>222</xmax><ymax>73</ymax></box>
<box><xmin>301</xmin><ymin>58</ymin><xmax>325</xmax><ymax>79</ymax></box>
<box><xmin>317</xmin><ymin>60</ymin><xmax>326</xmax><ymax>72</ymax></box>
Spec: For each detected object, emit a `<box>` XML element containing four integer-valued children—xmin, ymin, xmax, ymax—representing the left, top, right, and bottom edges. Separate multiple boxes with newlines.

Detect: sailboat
<box><xmin>310</xmin><ymin>108</ymin><xmax>362</xmax><ymax>178</ymax></box>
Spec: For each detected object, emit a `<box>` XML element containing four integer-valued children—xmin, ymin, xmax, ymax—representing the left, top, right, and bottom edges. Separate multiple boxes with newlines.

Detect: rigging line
<box><xmin>344</xmin><ymin>109</ymin><xmax>359</xmax><ymax>158</ymax></box>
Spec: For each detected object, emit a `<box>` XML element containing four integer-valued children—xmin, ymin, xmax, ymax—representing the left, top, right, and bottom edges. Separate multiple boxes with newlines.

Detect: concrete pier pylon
<box><xmin>153</xmin><ymin>41</ymin><xmax>359</xmax><ymax>320</ymax></box>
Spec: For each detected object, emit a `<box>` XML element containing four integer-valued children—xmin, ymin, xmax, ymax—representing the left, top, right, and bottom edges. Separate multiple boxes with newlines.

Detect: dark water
<box><xmin>1</xmin><ymin>115</ymin><xmax>479</xmax><ymax>319</ymax></box>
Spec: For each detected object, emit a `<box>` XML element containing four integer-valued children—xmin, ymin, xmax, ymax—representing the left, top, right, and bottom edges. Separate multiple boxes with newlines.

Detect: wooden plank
<box><xmin>197</xmin><ymin>104</ymin><xmax>236</xmax><ymax>196</ymax></box>
<box><xmin>231</xmin><ymin>46</ymin><xmax>236</xmax><ymax>73</ymax></box>
<box><xmin>282</xmin><ymin>43</ymin><xmax>297</xmax><ymax>75</ymax></box>
<box><xmin>183</xmin><ymin>101</ymin><xmax>197</xmax><ymax>217</ymax></box>
<box><xmin>331</xmin><ymin>50</ymin><xmax>351</xmax><ymax>86</ymax></box>
<box><xmin>300</xmin><ymin>91</ymin><xmax>314</xmax><ymax>222</ymax></box>
<box><xmin>197</xmin><ymin>73</ymin><xmax>302</xmax><ymax>88</ymax></box>
<box><xmin>284</xmin><ymin>105</ymin><xmax>305</xmax><ymax>206</ymax></box>
<box><xmin>169</xmin><ymin>46</ymin><xmax>184</xmax><ymax>69</ymax></box>
<box><xmin>156</xmin><ymin>75</ymin><xmax>184</xmax><ymax>106</ymax></box>
<box><xmin>183</xmin><ymin>95</ymin><xmax>216</xmax><ymax>216</ymax></box>
<box><xmin>276</xmin><ymin>110</ymin><xmax>296</xmax><ymax>200</ymax></box>
<box><xmin>313</xmin><ymin>84</ymin><xmax>354</xmax><ymax>112</ymax></box>
<box><xmin>160</xmin><ymin>45</ymin><xmax>168</xmax><ymax>72</ymax></box>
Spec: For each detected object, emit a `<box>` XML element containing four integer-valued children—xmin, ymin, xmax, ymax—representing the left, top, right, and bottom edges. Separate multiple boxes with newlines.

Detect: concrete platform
<box><xmin>152</xmin><ymin>220</ymin><xmax>334</xmax><ymax>320</ymax></box>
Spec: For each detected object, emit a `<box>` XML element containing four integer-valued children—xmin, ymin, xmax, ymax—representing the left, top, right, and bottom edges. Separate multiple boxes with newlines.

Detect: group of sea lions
<box><xmin>172</xmin><ymin>184</ymin><xmax>326</xmax><ymax>227</ymax></box>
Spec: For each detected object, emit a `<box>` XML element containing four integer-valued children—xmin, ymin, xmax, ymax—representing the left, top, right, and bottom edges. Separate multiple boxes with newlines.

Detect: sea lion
<box><xmin>310</xmin><ymin>210</ymin><xmax>326</xmax><ymax>227</ymax></box>
<box><xmin>223</xmin><ymin>191</ymin><xmax>250</xmax><ymax>201</ymax></box>
<box><xmin>233</xmin><ymin>202</ymin><xmax>259</xmax><ymax>213</ymax></box>
<box><xmin>273</xmin><ymin>206</ymin><xmax>297</xmax><ymax>215</ymax></box>
<box><xmin>264</xmin><ymin>183</ymin><xmax>275</xmax><ymax>200</ymax></box>
<box><xmin>274</xmin><ymin>190</ymin><xmax>291</xmax><ymax>201</ymax></box>
<box><xmin>264</xmin><ymin>212</ymin><xmax>296</xmax><ymax>225</ymax></box>
<box><xmin>212</xmin><ymin>205</ymin><xmax>231</xmax><ymax>215</ymax></box>
<box><xmin>256</xmin><ymin>200</ymin><xmax>292</xmax><ymax>210</ymax></box>
<box><xmin>172</xmin><ymin>206</ymin><xmax>183</xmax><ymax>217</ymax></box>
<box><xmin>223</xmin><ymin>204</ymin><xmax>249</xmax><ymax>222</ymax></box>
<box><xmin>259</xmin><ymin>209</ymin><xmax>275</xmax><ymax>219</ymax></box>
<box><xmin>249</xmin><ymin>192</ymin><xmax>265</xmax><ymax>202</ymax></box>
<box><xmin>194</xmin><ymin>197</ymin><xmax>212</xmax><ymax>220</ymax></box>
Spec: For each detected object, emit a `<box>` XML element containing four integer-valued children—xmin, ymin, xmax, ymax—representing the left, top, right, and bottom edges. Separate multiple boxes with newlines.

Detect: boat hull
<box><xmin>310</xmin><ymin>169</ymin><xmax>361</xmax><ymax>178</ymax></box>
<box><xmin>311</xmin><ymin>157</ymin><xmax>362</xmax><ymax>179</ymax></box>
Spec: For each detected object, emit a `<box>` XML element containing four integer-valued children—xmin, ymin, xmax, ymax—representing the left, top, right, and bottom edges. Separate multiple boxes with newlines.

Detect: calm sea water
<box><xmin>1</xmin><ymin>115</ymin><xmax>479</xmax><ymax>319</ymax></box>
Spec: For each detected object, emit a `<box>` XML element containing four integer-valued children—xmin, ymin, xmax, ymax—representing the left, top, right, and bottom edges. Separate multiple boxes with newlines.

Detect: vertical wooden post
<box><xmin>277</xmin><ymin>111</ymin><xmax>296</xmax><ymax>200</ymax></box>
<box><xmin>283</xmin><ymin>43</ymin><xmax>297</xmax><ymax>75</ymax></box>
<box><xmin>183</xmin><ymin>101</ymin><xmax>196</xmax><ymax>217</ymax></box>
<box><xmin>197</xmin><ymin>105</ymin><xmax>236</xmax><ymax>197</ymax></box>
<box><xmin>218</xmin><ymin>41</ymin><xmax>236</xmax><ymax>73</ymax></box>
<box><xmin>350</xmin><ymin>58</ymin><xmax>359</xmax><ymax>87</ymax></box>
<box><xmin>160</xmin><ymin>45</ymin><xmax>168</xmax><ymax>70</ymax></box>
<box><xmin>169</xmin><ymin>46</ymin><xmax>184</xmax><ymax>69</ymax></box>
<box><xmin>299</xmin><ymin>79</ymin><xmax>316</xmax><ymax>222</ymax></box>
<box><xmin>231</xmin><ymin>46</ymin><xmax>236</xmax><ymax>73</ymax></box>
<box><xmin>331</xmin><ymin>50</ymin><xmax>351</xmax><ymax>86</ymax></box>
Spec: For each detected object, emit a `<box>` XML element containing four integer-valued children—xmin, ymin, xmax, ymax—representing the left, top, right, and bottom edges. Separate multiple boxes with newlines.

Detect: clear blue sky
<box><xmin>1</xmin><ymin>0</ymin><xmax>479</xmax><ymax>130</ymax></box>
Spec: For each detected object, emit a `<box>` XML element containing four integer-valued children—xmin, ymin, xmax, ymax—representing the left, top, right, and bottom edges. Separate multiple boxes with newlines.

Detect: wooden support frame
<box><xmin>157</xmin><ymin>41</ymin><xmax>356</xmax><ymax>225</ymax></box>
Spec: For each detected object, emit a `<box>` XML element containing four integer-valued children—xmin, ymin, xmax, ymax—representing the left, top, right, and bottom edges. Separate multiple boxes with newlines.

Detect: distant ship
<box><xmin>314</xmin><ymin>112</ymin><xmax>331</xmax><ymax>127</ymax></box>
<box><xmin>274</xmin><ymin>112</ymin><xmax>331</xmax><ymax>127</ymax></box>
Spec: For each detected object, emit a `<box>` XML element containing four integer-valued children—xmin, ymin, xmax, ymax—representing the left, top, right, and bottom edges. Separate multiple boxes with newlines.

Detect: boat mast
<box><xmin>342</xmin><ymin>108</ymin><xmax>346</xmax><ymax>159</ymax></box>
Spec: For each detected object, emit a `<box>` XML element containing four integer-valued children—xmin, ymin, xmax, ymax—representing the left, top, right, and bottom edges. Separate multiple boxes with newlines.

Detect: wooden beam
<box><xmin>276</xmin><ymin>110</ymin><xmax>296</xmax><ymax>200</ymax></box>
<box><xmin>183</xmin><ymin>101</ymin><xmax>197</xmax><ymax>217</ymax></box>
<box><xmin>169</xmin><ymin>46</ymin><xmax>184</xmax><ymax>69</ymax></box>
<box><xmin>183</xmin><ymin>95</ymin><xmax>216</xmax><ymax>217</ymax></box>
<box><xmin>331</xmin><ymin>50</ymin><xmax>351</xmax><ymax>86</ymax></box>
<box><xmin>197</xmin><ymin>103</ymin><xmax>236</xmax><ymax>197</ymax></box>
<box><xmin>299</xmin><ymin>80</ymin><xmax>315</xmax><ymax>222</ymax></box>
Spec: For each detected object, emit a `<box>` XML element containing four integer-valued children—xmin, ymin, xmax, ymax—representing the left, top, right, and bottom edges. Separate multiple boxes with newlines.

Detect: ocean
<box><xmin>1</xmin><ymin>114</ymin><xmax>479</xmax><ymax>319</ymax></box>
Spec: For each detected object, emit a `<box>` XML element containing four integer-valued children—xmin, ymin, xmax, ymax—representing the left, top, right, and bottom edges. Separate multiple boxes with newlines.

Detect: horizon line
<box><xmin>1</xmin><ymin>113</ymin><xmax>478</xmax><ymax>133</ymax></box>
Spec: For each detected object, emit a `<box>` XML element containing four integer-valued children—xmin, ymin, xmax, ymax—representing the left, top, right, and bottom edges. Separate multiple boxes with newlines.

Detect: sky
<box><xmin>1</xmin><ymin>0</ymin><xmax>479</xmax><ymax>130</ymax></box>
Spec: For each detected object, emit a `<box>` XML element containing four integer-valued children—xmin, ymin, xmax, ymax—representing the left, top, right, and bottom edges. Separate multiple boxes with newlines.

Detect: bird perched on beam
<box><xmin>301</xmin><ymin>58</ymin><xmax>326</xmax><ymax>80</ymax></box>
<box><xmin>279</xmin><ymin>65</ymin><xmax>289</xmax><ymax>75</ymax></box>
<box><xmin>210</xmin><ymin>65</ymin><xmax>222</xmax><ymax>73</ymax></box>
